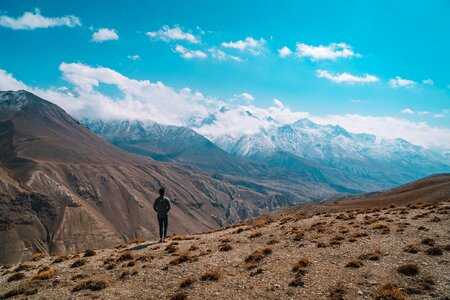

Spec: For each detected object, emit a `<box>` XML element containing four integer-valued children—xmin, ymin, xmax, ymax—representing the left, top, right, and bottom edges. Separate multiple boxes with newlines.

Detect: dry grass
<box><xmin>170</xmin><ymin>292</ymin><xmax>188</xmax><ymax>300</ymax></box>
<box><xmin>397</xmin><ymin>263</ymin><xmax>419</xmax><ymax>276</ymax></box>
<box><xmin>371</xmin><ymin>222</ymin><xmax>389</xmax><ymax>230</ymax></box>
<box><xmin>404</xmin><ymin>243</ymin><xmax>420</xmax><ymax>254</ymax></box>
<box><xmin>83</xmin><ymin>249</ymin><xmax>96</xmax><ymax>257</ymax></box>
<box><xmin>345</xmin><ymin>259</ymin><xmax>363</xmax><ymax>269</ymax></box>
<box><xmin>7</xmin><ymin>272</ymin><xmax>25</xmax><ymax>282</ymax></box>
<box><xmin>219</xmin><ymin>243</ymin><xmax>232</xmax><ymax>252</ymax></box>
<box><xmin>421</xmin><ymin>238</ymin><xmax>435</xmax><ymax>246</ymax></box>
<box><xmin>247</xmin><ymin>231</ymin><xmax>263</xmax><ymax>239</ymax></box>
<box><xmin>165</xmin><ymin>244</ymin><xmax>178</xmax><ymax>254</ymax></box>
<box><xmin>200</xmin><ymin>270</ymin><xmax>220</xmax><ymax>281</ymax></box>
<box><xmin>170</xmin><ymin>253</ymin><xmax>191</xmax><ymax>265</ymax></box>
<box><xmin>180</xmin><ymin>277</ymin><xmax>195</xmax><ymax>288</ymax></box>
<box><xmin>31</xmin><ymin>252</ymin><xmax>45</xmax><ymax>261</ymax></box>
<box><xmin>292</xmin><ymin>256</ymin><xmax>310</xmax><ymax>272</ymax></box>
<box><xmin>426</xmin><ymin>246</ymin><xmax>443</xmax><ymax>256</ymax></box>
<box><xmin>288</xmin><ymin>278</ymin><xmax>304</xmax><ymax>287</ymax></box>
<box><xmin>118</xmin><ymin>252</ymin><xmax>134</xmax><ymax>261</ymax></box>
<box><xmin>329</xmin><ymin>282</ymin><xmax>347</xmax><ymax>300</ymax></box>
<box><xmin>72</xmin><ymin>280</ymin><xmax>107</xmax><ymax>292</ymax></box>
<box><xmin>171</xmin><ymin>234</ymin><xmax>195</xmax><ymax>241</ymax></box>
<box><xmin>245</xmin><ymin>247</ymin><xmax>272</xmax><ymax>263</ymax></box>
<box><xmin>52</xmin><ymin>256</ymin><xmax>65</xmax><ymax>264</ymax></box>
<box><xmin>70</xmin><ymin>259</ymin><xmax>86</xmax><ymax>268</ymax></box>
<box><xmin>32</xmin><ymin>267</ymin><xmax>56</xmax><ymax>280</ymax></box>
<box><xmin>374</xmin><ymin>284</ymin><xmax>407</xmax><ymax>300</ymax></box>
<box><xmin>358</xmin><ymin>249</ymin><xmax>381</xmax><ymax>261</ymax></box>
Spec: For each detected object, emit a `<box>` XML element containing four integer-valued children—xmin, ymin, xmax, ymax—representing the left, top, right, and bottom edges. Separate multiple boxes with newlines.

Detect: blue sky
<box><xmin>0</xmin><ymin>0</ymin><xmax>449</xmax><ymax>149</ymax></box>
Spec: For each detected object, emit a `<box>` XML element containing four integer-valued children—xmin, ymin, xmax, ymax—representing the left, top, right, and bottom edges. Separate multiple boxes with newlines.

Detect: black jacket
<box><xmin>153</xmin><ymin>196</ymin><xmax>171</xmax><ymax>216</ymax></box>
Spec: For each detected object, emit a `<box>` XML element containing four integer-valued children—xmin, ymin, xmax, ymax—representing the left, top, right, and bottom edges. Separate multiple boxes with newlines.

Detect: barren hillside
<box><xmin>1</xmin><ymin>200</ymin><xmax>448</xmax><ymax>299</ymax></box>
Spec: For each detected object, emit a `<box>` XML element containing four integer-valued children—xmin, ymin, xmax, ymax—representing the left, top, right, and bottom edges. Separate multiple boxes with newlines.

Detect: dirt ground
<box><xmin>1</xmin><ymin>201</ymin><xmax>449</xmax><ymax>300</ymax></box>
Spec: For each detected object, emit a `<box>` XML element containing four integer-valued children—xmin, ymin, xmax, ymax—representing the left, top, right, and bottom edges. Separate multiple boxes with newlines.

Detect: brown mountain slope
<box><xmin>0</xmin><ymin>90</ymin><xmax>299</xmax><ymax>264</ymax></box>
<box><xmin>0</xmin><ymin>200</ymin><xmax>448</xmax><ymax>299</ymax></box>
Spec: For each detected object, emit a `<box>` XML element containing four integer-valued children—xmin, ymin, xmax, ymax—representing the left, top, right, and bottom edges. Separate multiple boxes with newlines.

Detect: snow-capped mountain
<box><xmin>207</xmin><ymin>118</ymin><xmax>450</xmax><ymax>188</ymax></box>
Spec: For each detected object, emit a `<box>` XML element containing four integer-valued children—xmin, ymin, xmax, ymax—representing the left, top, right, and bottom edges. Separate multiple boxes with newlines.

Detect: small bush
<box><xmin>288</xmin><ymin>278</ymin><xmax>304</xmax><ymax>287</ymax></box>
<box><xmin>345</xmin><ymin>259</ymin><xmax>363</xmax><ymax>269</ymax></box>
<box><xmin>330</xmin><ymin>282</ymin><xmax>347</xmax><ymax>300</ymax></box>
<box><xmin>170</xmin><ymin>292</ymin><xmax>188</xmax><ymax>300</ymax></box>
<box><xmin>245</xmin><ymin>247</ymin><xmax>272</xmax><ymax>263</ymax></box>
<box><xmin>359</xmin><ymin>249</ymin><xmax>381</xmax><ymax>261</ymax></box>
<box><xmin>374</xmin><ymin>284</ymin><xmax>407</xmax><ymax>300</ymax></box>
<box><xmin>249</xmin><ymin>268</ymin><xmax>263</xmax><ymax>277</ymax></box>
<box><xmin>52</xmin><ymin>256</ymin><xmax>65</xmax><ymax>264</ymax></box>
<box><xmin>7</xmin><ymin>272</ymin><xmax>25</xmax><ymax>282</ymax></box>
<box><xmin>219</xmin><ymin>243</ymin><xmax>232</xmax><ymax>252</ymax></box>
<box><xmin>165</xmin><ymin>244</ymin><xmax>178</xmax><ymax>254</ymax></box>
<box><xmin>72</xmin><ymin>280</ymin><xmax>107</xmax><ymax>292</ymax></box>
<box><xmin>200</xmin><ymin>270</ymin><xmax>220</xmax><ymax>281</ymax></box>
<box><xmin>118</xmin><ymin>252</ymin><xmax>134</xmax><ymax>261</ymax></box>
<box><xmin>33</xmin><ymin>267</ymin><xmax>56</xmax><ymax>280</ymax></box>
<box><xmin>371</xmin><ymin>222</ymin><xmax>389</xmax><ymax>230</ymax></box>
<box><xmin>397</xmin><ymin>263</ymin><xmax>419</xmax><ymax>276</ymax></box>
<box><xmin>248</xmin><ymin>231</ymin><xmax>263</xmax><ymax>238</ymax></box>
<box><xmin>421</xmin><ymin>238</ymin><xmax>435</xmax><ymax>246</ymax></box>
<box><xmin>426</xmin><ymin>246</ymin><xmax>443</xmax><ymax>256</ymax></box>
<box><xmin>31</xmin><ymin>252</ymin><xmax>45</xmax><ymax>261</ymax></box>
<box><xmin>220</xmin><ymin>237</ymin><xmax>231</xmax><ymax>243</ymax></box>
<box><xmin>84</xmin><ymin>249</ymin><xmax>96</xmax><ymax>257</ymax></box>
<box><xmin>188</xmin><ymin>245</ymin><xmax>198</xmax><ymax>251</ymax></box>
<box><xmin>170</xmin><ymin>253</ymin><xmax>191</xmax><ymax>265</ymax></box>
<box><xmin>127</xmin><ymin>261</ymin><xmax>136</xmax><ymax>267</ymax></box>
<box><xmin>404</xmin><ymin>244</ymin><xmax>419</xmax><ymax>254</ymax></box>
<box><xmin>70</xmin><ymin>259</ymin><xmax>86</xmax><ymax>268</ymax></box>
<box><xmin>172</xmin><ymin>234</ymin><xmax>195</xmax><ymax>241</ymax></box>
<box><xmin>180</xmin><ymin>277</ymin><xmax>195</xmax><ymax>288</ymax></box>
<box><xmin>292</xmin><ymin>257</ymin><xmax>310</xmax><ymax>272</ymax></box>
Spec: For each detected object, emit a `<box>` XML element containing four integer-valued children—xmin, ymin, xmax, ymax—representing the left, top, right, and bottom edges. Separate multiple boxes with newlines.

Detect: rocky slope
<box><xmin>208</xmin><ymin>118</ymin><xmax>450</xmax><ymax>191</ymax></box>
<box><xmin>0</xmin><ymin>184</ymin><xmax>448</xmax><ymax>299</ymax></box>
<box><xmin>0</xmin><ymin>90</ymin><xmax>303</xmax><ymax>264</ymax></box>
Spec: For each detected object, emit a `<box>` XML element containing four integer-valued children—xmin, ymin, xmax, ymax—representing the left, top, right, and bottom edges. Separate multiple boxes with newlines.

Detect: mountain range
<box><xmin>1</xmin><ymin>90</ymin><xmax>449</xmax><ymax>264</ymax></box>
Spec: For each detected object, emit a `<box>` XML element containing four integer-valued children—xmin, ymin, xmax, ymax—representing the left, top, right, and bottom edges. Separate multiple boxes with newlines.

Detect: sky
<box><xmin>0</xmin><ymin>0</ymin><xmax>449</xmax><ymax>149</ymax></box>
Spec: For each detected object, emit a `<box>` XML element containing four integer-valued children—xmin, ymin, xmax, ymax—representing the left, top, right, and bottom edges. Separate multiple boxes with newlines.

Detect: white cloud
<box><xmin>434</xmin><ymin>113</ymin><xmax>445</xmax><ymax>118</ymax></box>
<box><xmin>296</xmin><ymin>42</ymin><xmax>360</xmax><ymax>61</ymax></box>
<box><xmin>422</xmin><ymin>79</ymin><xmax>433</xmax><ymax>85</ymax></box>
<box><xmin>92</xmin><ymin>28</ymin><xmax>119</xmax><ymax>42</ymax></box>
<box><xmin>174</xmin><ymin>45</ymin><xmax>207</xmax><ymax>59</ymax></box>
<box><xmin>401</xmin><ymin>108</ymin><xmax>415</xmax><ymax>114</ymax></box>
<box><xmin>1</xmin><ymin>65</ymin><xmax>449</xmax><ymax>150</ymax></box>
<box><xmin>221</xmin><ymin>37</ymin><xmax>266</xmax><ymax>55</ymax></box>
<box><xmin>273</xmin><ymin>99</ymin><xmax>283</xmax><ymax>108</ymax></box>
<box><xmin>418</xmin><ymin>111</ymin><xmax>429</xmax><ymax>116</ymax></box>
<box><xmin>208</xmin><ymin>48</ymin><xmax>242</xmax><ymax>62</ymax></box>
<box><xmin>234</xmin><ymin>92</ymin><xmax>255</xmax><ymax>103</ymax></box>
<box><xmin>0</xmin><ymin>69</ymin><xmax>28</xmax><ymax>90</ymax></box>
<box><xmin>389</xmin><ymin>76</ymin><xmax>416</xmax><ymax>88</ymax></box>
<box><xmin>311</xmin><ymin>114</ymin><xmax>450</xmax><ymax>149</ymax></box>
<box><xmin>0</xmin><ymin>8</ymin><xmax>81</xmax><ymax>30</ymax></box>
<box><xmin>128</xmin><ymin>55</ymin><xmax>140</xmax><ymax>61</ymax></box>
<box><xmin>278</xmin><ymin>46</ymin><xmax>292</xmax><ymax>58</ymax></box>
<box><xmin>316</xmin><ymin>70</ymin><xmax>379</xmax><ymax>84</ymax></box>
<box><xmin>146</xmin><ymin>25</ymin><xmax>199</xmax><ymax>44</ymax></box>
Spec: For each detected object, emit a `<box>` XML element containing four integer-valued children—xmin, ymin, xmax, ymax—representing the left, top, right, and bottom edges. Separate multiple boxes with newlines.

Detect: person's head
<box><xmin>159</xmin><ymin>187</ymin><xmax>165</xmax><ymax>196</ymax></box>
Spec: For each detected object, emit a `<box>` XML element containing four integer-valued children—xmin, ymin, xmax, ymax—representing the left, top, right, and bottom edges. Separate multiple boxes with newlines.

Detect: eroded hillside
<box><xmin>1</xmin><ymin>201</ymin><xmax>448</xmax><ymax>300</ymax></box>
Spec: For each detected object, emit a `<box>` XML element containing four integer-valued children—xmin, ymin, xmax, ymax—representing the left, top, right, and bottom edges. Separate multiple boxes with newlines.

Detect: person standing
<box><xmin>153</xmin><ymin>187</ymin><xmax>171</xmax><ymax>243</ymax></box>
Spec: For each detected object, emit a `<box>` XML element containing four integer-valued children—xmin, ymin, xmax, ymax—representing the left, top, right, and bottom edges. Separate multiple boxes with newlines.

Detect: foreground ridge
<box><xmin>1</xmin><ymin>201</ymin><xmax>449</xmax><ymax>299</ymax></box>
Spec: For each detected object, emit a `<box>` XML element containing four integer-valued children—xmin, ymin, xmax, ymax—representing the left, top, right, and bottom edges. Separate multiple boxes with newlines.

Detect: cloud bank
<box><xmin>0</xmin><ymin>8</ymin><xmax>81</xmax><ymax>30</ymax></box>
<box><xmin>0</xmin><ymin>64</ymin><xmax>449</xmax><ymax>150</ymax></box>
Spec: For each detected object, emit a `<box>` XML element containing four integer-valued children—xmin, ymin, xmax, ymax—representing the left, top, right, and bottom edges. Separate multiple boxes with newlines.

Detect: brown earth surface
<box><xmin>1</xmin><ymin>201</ymin><xmax>448</xmax><ymax>300</ymax></box>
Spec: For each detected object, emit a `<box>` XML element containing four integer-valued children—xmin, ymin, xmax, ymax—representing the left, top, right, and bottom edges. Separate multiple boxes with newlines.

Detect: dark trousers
<box><xmin>157</xmin><ymin>214</ymin><xmax>168</xmax><ymax>239</ymax></box>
